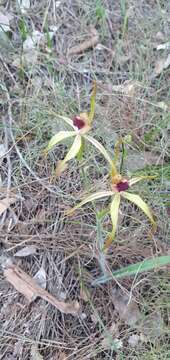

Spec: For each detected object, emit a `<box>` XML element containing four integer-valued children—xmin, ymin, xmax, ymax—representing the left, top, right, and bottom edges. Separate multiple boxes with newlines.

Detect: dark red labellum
<box><xmin>116</xmin><ymin>181</ymin><xmax>129</xmax><ymax>192</ymax></box>
<box><xmin>73</xmin><ymin>116</ymin><xmax>85</xmax><ymax>130</ymax></box>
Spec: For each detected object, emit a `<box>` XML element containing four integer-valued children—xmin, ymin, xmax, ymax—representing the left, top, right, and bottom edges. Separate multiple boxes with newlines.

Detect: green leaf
<box><xmin>18</xmin><ymin>19</ymin><xmax>28</xmax><ymax>42</ymax></box>
<box><xmin>110</xmin><ymin>194</ymin><xmax>121</xmax><ymax>240</ymax></box>
<box><xmin>121</xmin><ymin>191</ymin><xmax>156</xmax><ymax>226</ymax></box>
<box><xmin>92</xmin><ymin>256</ymin><xmax>170</xmax><ymax>285</ymax></box>
<box><xmin>84</xmin><ymin>135</ymin><xmax>113</xmax><ymax>167</ymax></box>
<box><xmin>46</xmin><ymin>131</ymin><xmax>76</xmax><ymax>151</ymax></box>
<box><xmin>66</xmin><ymin>191</ymin><xmax>113</xmax><ymax>215</ymax></box>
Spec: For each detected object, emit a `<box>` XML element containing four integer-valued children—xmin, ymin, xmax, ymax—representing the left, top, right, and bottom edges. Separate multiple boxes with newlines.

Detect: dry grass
<box><xmin>0</xmin><ymin>0</ymin><xmax>170</xmax><ymax>359</ymax></box>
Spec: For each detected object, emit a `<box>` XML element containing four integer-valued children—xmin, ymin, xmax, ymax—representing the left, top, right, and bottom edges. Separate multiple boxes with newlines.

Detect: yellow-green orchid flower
<box><xmin>66</xmin><ymin>139</ymin><xmax>156</xmax><ymax>247</ymax></box>
<box><xmin>45</xmin><ymin>82</ymin><xmax>113</xmax><ymax>176</ymax></box>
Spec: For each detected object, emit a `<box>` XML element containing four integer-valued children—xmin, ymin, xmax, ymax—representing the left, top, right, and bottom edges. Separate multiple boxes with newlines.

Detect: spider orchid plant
<box><xmin>66</xmin><ymin>138</ymin><xmax>156</xmax><ymax>247</ymax></box>
<box><xmin>45</xmin><ymin>82</ymin><xmax>113</xmax><ymax>176</ymax></box>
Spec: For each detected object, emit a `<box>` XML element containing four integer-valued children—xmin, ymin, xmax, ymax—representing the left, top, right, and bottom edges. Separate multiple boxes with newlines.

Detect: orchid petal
<box><xmin>44</xmin><ymin>109</ymin><xmax>75</xmax><ymax>128</ymax></box>
<box><xmin>66</xmin><ymin>191</ymin><xmax>113</xmax><ymax>215</ymax></box>
<box><xmin>63</xmin><ymin>135</ymin><xmax>82</xmax><ymax>163</ymax></box>
<box><xmin>88</xmin><ymin>81</ymin><xmax>97</xmax><ymax>125</ymax></box>
<box><xmin>129</xmin><ymin>175</ymin><xmax>157</xmax><ymax>186</ymax></box>
<box><xmin>121</xmin><ymin>192</ymin><xmax>156</xmax><ymax>227</ymax></box>
<box><xmin>46</xmin><ymin>131</ymin><xmax>75</xmax><ymax>151</ymax></box>
<box><xmin>110</xmin><ymin>193</ymin><xmax>121</xmax><ymax>240</ymax></box>
<box><xmin>55</xmin><ymin>135</ymin><xmax>82</xmax><ymax>176</ymax></box>
<box><xmin>104</xmin><ymin>194</ymin><xmax>121</xmax><ymax>250</ymax></box>
<box><xmin>84</xmin><ymin>135</ymin><xmax>113</xmax><ymax>167</ymax></box>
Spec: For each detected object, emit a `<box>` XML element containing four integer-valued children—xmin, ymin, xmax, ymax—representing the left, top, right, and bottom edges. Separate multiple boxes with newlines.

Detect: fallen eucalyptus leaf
<box><xmin>0</xmin><ymin>143</ymin><xmax>6</xmax><ymax>165</ymax></box>
<box><xmin>0</xmin><ymin>197</ymin><xmax>17</xmax><ymax>216</ymax></box>
<box><xmin>4</xmin><ymin>263</ymin><xmax>80</xmax><ymax>316</ymax></box>
<box><xmin>0</xmin><ymin>12</ymin><xmax>13</xmax><ymax>32</ymax></box>
<box><xmin>139</xmin><ymin>311</ymin><xmax>164</xmax><ymax>338</ymax></box>
<box><xmin>33</xmin><ymin>267</ymin><xmax>46</xmax><ymax>290</ymax></box>
<box><xmin>111</xmin><ymin>287</ymin><xmax>141</xmax><ymax>326</ymax></box>
<box><xmin>154</xmin><ymin>53</ymin><xmax>170</xmax><ymax>76</ymax></box>
<box><xmin>14</xmin><ymin>245</ymin><xmax>37</xmax><ymax>257</ymax></box>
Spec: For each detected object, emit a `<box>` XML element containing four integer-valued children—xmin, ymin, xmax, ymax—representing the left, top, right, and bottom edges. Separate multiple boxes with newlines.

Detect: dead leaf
<box><xmin>111</xmin><ymin>80</ymin><xmax>141</xmax><ymax>97</ymax></box>
<box><xmin>153</xmin><ymin>53</ymin><xmax>170</xmax><ymax>76</ymax></box>
<box><xmin>157</xmin><ymin>101</ymin><xmax>168</xmax><ymax>111</ymax></box>
<box><xmin>14</xmin><ymin>245</ymin><xmax>37</xmax><ymax>257</ymax></box>
<box><xmin>0</xmin><ymin>197</ymin><xmax>17</xmax><ymax>216</ymax></box>
<box><xmin>0</xmin><ymin>12</ymin><xmax>13</xmax><ymax>32</ymax></box>
<box><xmin>53</xmin><ymin>351</ymin><xmax>67</xmax><ymax>360</ymax></box>
<box><xmin>111</xmin><ymin>287</ymin><xmax>141</xmax><ymax>326</ymax></box>
<box><xmin>157</xmin><ymin>42</ymin><xmax>170</xmax><ymax>50</ymax></box>
<box><xmin>139</xmin><ymin>311</ymin><xmax>164</xmax><ymax>339</ymax></box>
<box><xmin>31</xmin><ymin>345</ymin><xmax>43</xmax><ymax>360</ymax></box>
<box><xmin>18</xmin><ymin>0</ymin><xmax>31</xmax><ymax>14</ymax></box>
<box><xmin>4</xmin><ymin>262</ymin><xmax>80</xmax><ymax>316</ymax></box>
<box><xmin>80</xmin><ymin>287</ymin><xmax>89</xmax><ymax>302</ymax></box>
<box><xmin>68</xmin><ymin>26</ymin><xmax>99</xmax><ymax>55</ymax></box>
<box><xmin>23</xmin><ymin>31</ymin><xmax>43</xmax><ymax>52</ymax></box>
<box><xmin>155</xmin><ymin>31</ymin><xmax>165</xmax><ymax>42</ymax></box>
<box><xmin>33</xmin><ymin>267</ymin><xmax>46</xmax><ymax>290</ymax></box>
<box><xmin>128</xmin><ymin>334</ymin><xmax>140</xmax><ymax>347</ymax></box>
<box><xmin>0</xmin><ymin>143</ymin><xmax>6</xmax><ymax>165</ymax></box>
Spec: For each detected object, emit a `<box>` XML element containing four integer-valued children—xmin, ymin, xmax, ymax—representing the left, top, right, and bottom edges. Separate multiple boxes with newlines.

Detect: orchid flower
<box><xmin>45</xmin><ymin>82</ymin><xmax>113</xmax><ymax>176</ymax></box>
<box><xmin>66</xmin><ymin>138</ymin><xmax>156</xmax><ymax>247</ymax></box>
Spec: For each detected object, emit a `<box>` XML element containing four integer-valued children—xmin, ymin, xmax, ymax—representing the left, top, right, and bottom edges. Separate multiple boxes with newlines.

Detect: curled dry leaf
<box><xmin>3</xmin><ymin>263</ymin><xmax>80</xmax><ymax>316</ymax></box>
<box><xmin>153</xmin><ymin>53</ymin><xmax>170</xmax><ymax>76</ymax></box>
<box><xmin>68</xmin><ymin>26</ymin><xmax>99</xmax><ymax>55</ymax></box>
<box><xmin>0</xmin><ymin>197</ymin><xmax>17</xmax><ymax>216</ymax></box>
<box><xmin>14</xmin><ymin>245</ymin><xmax>37</xmax><ymax>257</ymax></box>
<box><xmin>111</xmin><ymin>287</ymin><xmax>141</xmax><ymax>326</ymax></box>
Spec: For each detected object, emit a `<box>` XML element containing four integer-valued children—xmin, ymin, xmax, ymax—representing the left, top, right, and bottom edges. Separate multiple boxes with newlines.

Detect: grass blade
<box><xmin>92</xmin><ymin>256</ymin><xmax>170</xmax><ymax>285</ymax></box>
